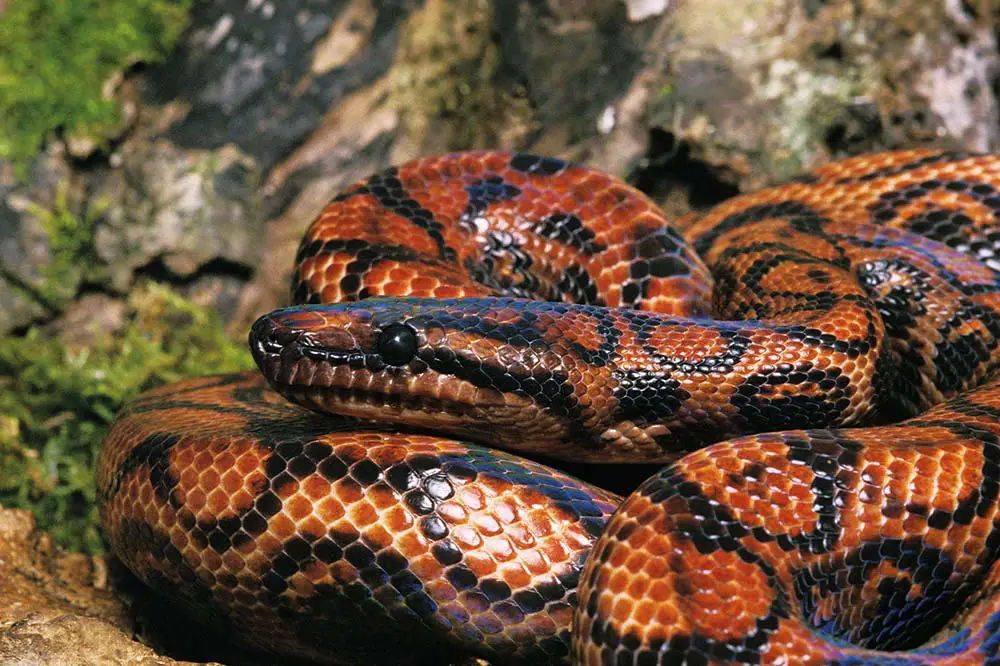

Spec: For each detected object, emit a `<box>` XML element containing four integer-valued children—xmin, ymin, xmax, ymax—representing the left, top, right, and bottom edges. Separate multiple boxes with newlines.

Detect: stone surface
<box><xmin>92</xmin><ymin>140</ymin><xmax>261</xmax><ymax>293</ymax></box>
<box><xmin>0</xmin><ymin>155</ymin><xmax>80</xmax><ymax>330</ymax></box>
<box><xmin>642</xmin><ymin>0</ymin><xmax>998</xmax><ymax>187</ymax></box>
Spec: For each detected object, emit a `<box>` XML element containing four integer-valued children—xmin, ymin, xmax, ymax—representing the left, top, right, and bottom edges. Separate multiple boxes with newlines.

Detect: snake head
<box><xmin>249</xmin><ymin>297</ymin><xmax>629</xmax><ymax>459</ymax></box>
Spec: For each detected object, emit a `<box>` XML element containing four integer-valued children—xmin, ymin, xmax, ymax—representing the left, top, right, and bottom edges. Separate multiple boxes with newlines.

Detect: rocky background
<box><xmin>1</xmin><ymin>0</ymin><xmax>998</xmax><ymax>663</ymax></box>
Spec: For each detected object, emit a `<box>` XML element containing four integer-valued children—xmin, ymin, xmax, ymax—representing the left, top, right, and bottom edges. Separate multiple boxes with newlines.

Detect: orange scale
<box><xmin>493</xmin><ymin>500</ymin><xmax>519</xmax><ymax>525</ymax></box>
<box><xmin>632</xmin><ymin>598</ymin><xmax>659</xmax><ymax>626</ymax></box>
<box><xmin>465</xmin><ymin>552</ymin><xmax>499</xmax><ymax>579</ymax></box>
<box><xmin>205</xmin><ymin>488</ymin><xmax>234</xmax><ymax>515</ymax></box>
<box><xmin>610</xmin><ymin>594</ymin><xmax>637</xmax><ymax>624</ymax></box>
<box><xmin>172</xmin><ymin>444</ymin><xmax>196</xmax><ymax>467</ymax></box>
<box><xmin>186</xmin><ymin>488</ymin><xmax>208</xmax><ymax>510</ymax></box>
<box><xmin>316</xmin><ymin>497</ymin><xmax>346</xmax><ymax>523</ymax></box>
<box><xmin>235</xmin><ymin>452</ymin><xmax>262</xmax><ymax>475</ymax></box>
<box><xmin>395</xmin><ymin>531</ymin><xmax>429</xmax><ymax>559</ymax></box>
<box><xmin>334</xmin><ymin>478</ymin><xmax>364</xmax><ymax>503</ymax></box>
<box><xmin>518</xmin><ymin>549</ymin><xmax>548</xmax><ymax>575</ymax></box>
<box><xmin>945</xmin><ymin>522</ymin><xmax>972</xmax><ymax>546</ymax></box>
<box><xmin>901</xmin><ymin>514</ymin><xmax>928</xmax><ymax>535</ymax></box>
<box><xmin>220</xmin><ymin>470</ymin><xmax>246</xmax><ymax>495</ymax></box>
<box><xmin>506</xmin><ymin>525</ymin><xmax>536</xmax><ymax>549</ymax></box>
<box><xmin>383</xmin><ymin>505</ymin><xmax>415</xmax><ymax>533</ymax></box>
<box><xmin>544</xmin><ymin>538</ymin><xmax>575</xmax><ymax>566</ymax></box>
<box><xmin>971</xmin><ymin>518</ymin><xmax>992</xmax><ymax>539</ymax></box>
<box><xmin>725</xmin><ymin>489</ymin><xmax>753</xmax><ymax>512</ymax></box>
<box><xmin>170</xmin><ymin>530</ymin><xmax>190</xmax><ymax>552</ymax></box>
<box><xmin>288</xmin><ymin>575</ymin><xmax>316</xmax><ymax>598</ymax></box>
<box><xmin>622</xmin><ymin>549</ymin><xmax>652</xmax><ymax>576</ymax></box>
<box><xmin>407</xmin><ymin>552</ymin><xmax>444</xmax><ymax>581</ymax></box>
<box><xmin>349</xmin><ymin>501</ymin><xmax>378</xmax><ymax>527</ymax></box>
<box><xmin>362</xmin><ymin>524</ymin><xmax>393</xmax><ymax>551</ymax></box>
<box><xmin>434</xmin><ymin>284</ymin><xmax>467</xmax><ymax>298</ymax></box>
<box><xmin>861</xmin><ymin>502</ymin><xmax>886</xmax><ymax>527</ymax></box>
<box><xmin>545</xmin><ymin>601</ymin><xmax>575</xmax><ymax>627</ymax></box>
<box><xmin>485</xmin><ymin>536</ymin><xmax>517</xmax><ymax>562</ymax></box>
<box><xmin>879</xmin><ymin>518</ymin><xmax>906</xmax><ymax>540</ymax></box>
<box><xmin>381</xmin><ymin>282</ymin><xmax>412</xmax><ymax>297</ymax></box>
<box><xmin>178</xmin><ymin>466</ymin><xmax>199</xmax><ymax>490</ymax></box>
<box><xmin>645</xmin><ymin>578</ymin><xmax>676</xmax><ymax>606</ymax></box>
<box><xmin>292</xmin><ymin>515</ymin><xmax>323</xmax><ymax>540</ymax></box>
<box><xmin>282</xmin><ymin>495</ymin><xmax>312</xmax><ymax>522</ymax></box>
<box><xmin>625</xmin><ymin>573</ymin><xmax>651</xmax><ymax>599</ymax></box>
<box><xmin>913</xmin><ymin>455</ymin><xmax>940</xmax><ymax>476</ymax></box>
<box><xmin>362</xmin><ymin>486</ymin><xmax>396</xmax><ymax>512</ymax></box>
<box><xmin>319</xmin><ymin>283</ymin><xmax>340</xmax><ymax>303</ymax></box>
<box><xmin>158</xmin><ymin>506</ymin><xmax>179</xmax><ymax>529</ymax></box>
<box><xmin>525</xmin><ymin>511</ymin><xmax>555</xmax><ymax>538</ymax></box>
<box><xmin>215</xmin><ymin>451</ymin><xmax>236</xmax><ymax>469</ymax></box>
<box><xmin>201</xmin><ymin>550</ymin><xmax>224</xmax><ymax>572</ymax></box>
<box><xmin>778</xmin><ymin>504</ymin><xmax>807</xmax><ymax>527</ymax></box>
<box><xmin>274</xmin><ymin>478</ymin><xmax>301</xmax><ymax>500</ymax></box>
<box><xmin>788</xmin><ymin>462</ymin><xmax>816</xmax><ymax>486</ymax></box>
<box><xmin>909</xmin><ymin>476</ymin><xmax>934</xmax><ymax>498</ymax></box>
<box><xmin>330</xmin><ymin>560</ymin><xmax>359</xmax><ymax>583</ymax></box>
<box><xmin>267</xmin><ymin>513</ymin><xmax>297</xmax><ymax>540</ymax></box>
<box><xmin>424</xmin><ymin>579</ymin><xmax>458</xmax><ymax>603</ymax></box>
<box><xmin>451</xmin><ymin>524</ymin><xmax>483</xmax><ymax>549</ymax></box>
<box><xmin>524</xmin><ymin>611</ymin><xmax>558</xmax><ymax>635</ymax></box>
<box><xmin>962</xmin><ymin>465</ymin><xmax>983</xmax><ymax>486</ymax></box>
<box><xmin>472</xmin><ymin>513</ymin><xmax>503</xmax><ymax>536</ymax></box>
<box><xmin>137</xmin><ymin>482</ymin><xmax>155</xmax><ymax>505</ymax></box>
<box><xmin>299</xmin><ymin>476</ymin><xmax>331</xmax><ymax>502</ymax></box>
<box><xmin>924</xmin><ymin>529</ymin><xmax>948</xmax><ymax>550</ymax></box>
<box><xmin>937</xmin><ymin>474</ymin><xmax>961</xmax><ymax>499</ymax></box>
<box><xmin>500</xmin><ymin>565</ymin><xmax>532</xmax><ymax>590</ymax></box>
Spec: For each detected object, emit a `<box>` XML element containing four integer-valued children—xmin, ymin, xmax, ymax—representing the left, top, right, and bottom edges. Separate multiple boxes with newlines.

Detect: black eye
<box><xmin>375</xmin><ymin>324</ymin><xmax>418</xmax><ymax>366</ymax></box>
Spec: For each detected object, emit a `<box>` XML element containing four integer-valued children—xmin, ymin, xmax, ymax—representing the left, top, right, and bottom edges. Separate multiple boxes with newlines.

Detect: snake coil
<box><xmin>100</xmin><ymin>150</ymin><xmax>1000</xmax><ymax>665</ymax></box>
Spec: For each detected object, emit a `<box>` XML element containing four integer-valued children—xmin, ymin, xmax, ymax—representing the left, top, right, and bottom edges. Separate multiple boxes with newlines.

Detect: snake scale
<box><xmin>98</xmin><ymin>150</ymin><xmax>1000</xmax><ymax>665</ymax></box>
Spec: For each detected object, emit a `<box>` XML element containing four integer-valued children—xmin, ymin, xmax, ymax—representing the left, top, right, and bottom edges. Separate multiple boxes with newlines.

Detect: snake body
<box><xmin>99</xmin><ymin>150</ymin><xmax>1000</xmax><ymax>664</ymax></box>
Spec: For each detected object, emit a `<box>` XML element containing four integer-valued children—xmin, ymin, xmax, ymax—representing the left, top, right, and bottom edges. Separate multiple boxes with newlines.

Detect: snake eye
<box><xmin>375</xmin><ymin>324</ymin><xmax>418</xmax><ymax>366</ymax></box>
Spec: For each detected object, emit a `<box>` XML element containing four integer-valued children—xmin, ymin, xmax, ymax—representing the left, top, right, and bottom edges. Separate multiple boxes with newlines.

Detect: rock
<box><xmin>642</xmin><ymin>0</ymin><xmax>998</xmax><ymax>189</ymax></box>
<box><xmin>92</xmin><ymin>140</ymin><xmax>261</xmax><ymax>294</ymax></box>
<box><xmin>0</xmin><ymin>155</ymin><xmax>81</xmax><ymax>332</ymax></box>
<box><xmin>626</xmin><ymin>0</ymin><xmax>669</xmax><ymax>23</ymax></box>
<box><xmin>47</xmin><ymin>294</ymin><xmax>127</xmax><ymax>349</ymax></box>
<box><xmin>0</xmin><ymin>274</ymin><xmax>45</xmax><ymax>334</ymax></box>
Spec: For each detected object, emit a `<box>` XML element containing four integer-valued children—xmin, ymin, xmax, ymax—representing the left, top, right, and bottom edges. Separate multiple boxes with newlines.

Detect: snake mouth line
<box><xmin>275</xmin><ymin>380</ymin><xmax>482</xmax><ymax>419</ymax></box>
<box><xmin>254</xmin><ymin>339</ymin><xmax>512</xmax><ymax>429</ymax></box>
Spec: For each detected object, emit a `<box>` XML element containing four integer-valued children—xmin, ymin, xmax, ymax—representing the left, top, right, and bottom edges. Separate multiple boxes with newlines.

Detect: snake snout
<box><xmin>249</xmin><ymin>307</ymin><xmax>361</xmax><ymax>387</ymax></box>
<box><xmin>249</xmin><ymin>313</ymin><xmax>292</xmax><ymax>354</ymax></box>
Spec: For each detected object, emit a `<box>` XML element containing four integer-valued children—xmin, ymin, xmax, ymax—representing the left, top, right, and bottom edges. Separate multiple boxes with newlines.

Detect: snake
<box><xmin>97</xmin><ymin>149</ymin><xmax>1000</xmax><ymax>665</ymax></box>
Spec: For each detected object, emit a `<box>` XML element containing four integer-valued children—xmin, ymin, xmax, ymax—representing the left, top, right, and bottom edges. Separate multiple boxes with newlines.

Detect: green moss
<box><xmin>0</xmin><ymin>283</ymin><xmax>254</xmax><ymax>553</ymax></box>
<box><xmin>0</xmin><ymin>0</ymin><xmax>190</xmax><ymax>169</ymax></box>
<box><xmin>23</xmin><ymin>183</ymin><xmax>107</xmax><ymax>310</ymax></box>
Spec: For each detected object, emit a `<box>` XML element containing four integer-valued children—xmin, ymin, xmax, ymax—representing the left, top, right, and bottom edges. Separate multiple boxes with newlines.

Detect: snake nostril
<box><xmin>249</xmin><ymin>315</ymin><xmax>298</xmax><ymax>355</ymax></box>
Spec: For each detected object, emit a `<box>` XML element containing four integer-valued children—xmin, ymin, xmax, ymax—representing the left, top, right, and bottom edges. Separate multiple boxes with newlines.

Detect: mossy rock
<box><xmin>0</xmin><ymin>0</ymin><xmax>191</xmax><ymax>170</ymax></box>
<box><xmin>0</xmin><ymin>283</ymin><xmax>254</xmax><ymax>553</ymax></box>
